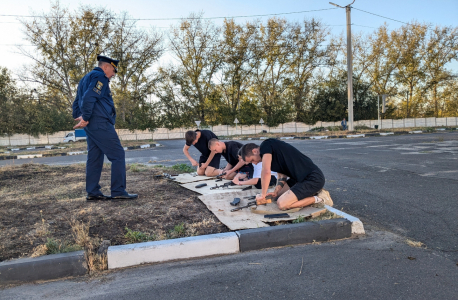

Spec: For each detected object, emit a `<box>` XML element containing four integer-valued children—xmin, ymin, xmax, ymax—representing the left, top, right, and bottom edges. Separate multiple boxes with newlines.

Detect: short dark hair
<box><xmin>208</xmin><ymin>138</ymin><xmax>219</xmax><ymax>149</ymax></box>
<box><xmin>240</xmin><ymin>143</ymin><xmax>260</xmax><ymax>160</ymax></box>
<box><xmin>185</xmin><ymin>130</ymin><xmax>197</xmax><ymax>146</ymax></box>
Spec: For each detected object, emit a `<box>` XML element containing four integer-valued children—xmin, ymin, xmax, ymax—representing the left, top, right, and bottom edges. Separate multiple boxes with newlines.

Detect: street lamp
<box><xmin>330</xmin><ymin>0</ymin><xmax>355</xmax><ymax>131</ymax></box>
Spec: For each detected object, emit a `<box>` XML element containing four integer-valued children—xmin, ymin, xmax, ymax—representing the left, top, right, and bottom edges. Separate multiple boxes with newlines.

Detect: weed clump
<box><xmin>124</xmin><ymin>227</ymin><xmax>156</xmax><ymax>243</ymax></box>
<box><xmin>171</xmin><ymin>163</ymin><xmax>195</xmax><ymax>173</ymax></box>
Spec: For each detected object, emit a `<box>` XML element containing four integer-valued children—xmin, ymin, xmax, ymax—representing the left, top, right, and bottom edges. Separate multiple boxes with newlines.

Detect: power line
<box><xmin>352</xmin><ymin>7</ymin><xmax>409</xmax><ymax>25</ymax></box>
<box><xmin>0</xmin><ymin>8</ymin><xmax>338</xmax><ymax>21</ymax></box>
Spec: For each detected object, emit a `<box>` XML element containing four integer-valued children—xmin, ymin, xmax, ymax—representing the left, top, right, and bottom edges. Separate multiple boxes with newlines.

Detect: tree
<box><xmin>216</xmin><ymin>19</ymin><xmax>257</xmax><ymax>122</ymax></box>
<box><xmin>19</xmin><ymin>1</ymin><xmax>113</xmax><ymax>107</ymax></box>
<box><xmin>423</xmin><ymin>25</ymin><xmax>458</xmax><ymax>117</ymax></box>
<box><xmin>393</xmin><ymin>23</ymin><xmax>429</xmax><ymax>118</ymax></box>
<box><xmin>168</xmin><ymin>13</ymin><xmax>225</xmax><ymax>123</ymax></box>
<box><xmin>108</xmin><ymin>12</ymin><xmax>164</xmax><ymax>128</ymax></box>
<box><xmin>286</xmin><ymin>19</ymin><xmax>329</xmax><ymax>122</ymax></box>
<box><xmin>251</xmin><ymin>18</ymin><xmax>295</xmax><ymax>126</ymax></box>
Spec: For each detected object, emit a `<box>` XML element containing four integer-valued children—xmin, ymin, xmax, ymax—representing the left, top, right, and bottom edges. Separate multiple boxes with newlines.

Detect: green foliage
<box><xmin>124</xmin><ymin>227</ymin><xmax>155</xmax><ymax>243</ymax></box>
<box><xmin>171</xmin><ymin>163</ymin><xmax>195</xmax><ymax>173</ymax></box>
<box><xmin>292</xmin><ymin>215</ymin><xmax>306</xmax><ymax>223</ymax></box>
<box><xmin>45</xmin><ymin>238</ymin><xmax>82</xmax><ymax>254</ymax></box>
<box><xmin>169</xmin><ymin>223</ymin><xmax>186</xmax><ymax>237</ymax></box>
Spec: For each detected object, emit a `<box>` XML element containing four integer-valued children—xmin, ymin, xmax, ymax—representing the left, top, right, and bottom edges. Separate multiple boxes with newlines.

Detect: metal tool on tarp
<box><xmin>215</xmin><ymin>172</ymin><xmax>226</xmax><ymax>181</ymax></box>
<box><xmin>231</xmin><ymin>195</ymin><xmax>273</xmax><ymax>212</ymax></box>
<box><xmin>153</xmin><ymin>173</ymin><xmax>178</xmax><ymax>180</ymax></box>
<box><xmin>210</xmin><ymin>181</ymin><xmax>236</xmax><ymax>190</ymax></box>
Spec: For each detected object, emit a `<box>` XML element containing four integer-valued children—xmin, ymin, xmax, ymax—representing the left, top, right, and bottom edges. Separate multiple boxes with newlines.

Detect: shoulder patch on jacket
<box><xmin>95</xmin><ymin>81</ymin><xmax>104</xmax><ymax>90</ymax></box>
<box><xmin>93</xmin><ymin>87</ymin><xmax>102</xmax><ymax>95</ymax></box>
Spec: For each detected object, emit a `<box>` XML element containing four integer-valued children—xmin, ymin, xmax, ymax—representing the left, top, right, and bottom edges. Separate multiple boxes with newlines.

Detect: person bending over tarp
<box><xmin>208</xmin><ymin>138</ymin><xmax>253</xmax><ymax>180</ymax></box>
<box><xmin>232</xmin><ymin>150</ymin><xmax>277</xmax><ymax>189</ymax></box>
<box><xmin>183</xmin><ymin>129</ymin><xmax>221</xmax><ymax>177</ymax></box>
<box><xmin>240</xmin><ymin>139</ymin><xmax>333</xmax><ymax>210</ymax></box>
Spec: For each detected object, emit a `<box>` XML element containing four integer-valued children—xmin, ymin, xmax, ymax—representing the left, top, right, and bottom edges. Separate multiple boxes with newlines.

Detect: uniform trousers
<box><xmin>84</xmin><ymin>120</ymin><xmax>126</xmax><ymax>197</ymax></box>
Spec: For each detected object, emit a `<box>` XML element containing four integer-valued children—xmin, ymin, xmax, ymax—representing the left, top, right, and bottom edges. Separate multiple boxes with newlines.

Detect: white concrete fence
<box><xmin>1</xmin><ymin>117</ymin><xmax>457</xmax><ymax>147</ymax></box>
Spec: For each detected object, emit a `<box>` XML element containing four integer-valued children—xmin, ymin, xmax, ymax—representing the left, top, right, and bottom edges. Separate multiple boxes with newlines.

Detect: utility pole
<box><xmin>378</xmin><ymin>95</ymin><xmax>380</xmax><ymax>128</ymax></box>
<box><xmin>330</xmin><ymin>1</ymin><xmax>355</xmax><ymax>131</ymax></box>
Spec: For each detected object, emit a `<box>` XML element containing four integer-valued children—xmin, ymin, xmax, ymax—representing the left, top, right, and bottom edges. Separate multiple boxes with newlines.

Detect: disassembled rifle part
<box><xmin>230</xmin><ymin>195</ymin><xmax>273</xmax><ymax>212</ymax></box>
<box><xmin>264</xmin><ymin>213</ymin><xmax>290</xmax><ymax>218</ymax></box>
<box><xmin>230</xmin><ymin>197</ymin><xmax>241</xmax><ymax>206</ymax></box>
<box><xmin>210</xmin><ymin>182</ymin><xmax>236</xmax><ymax>190</ymax></box>
<box><xmin>195</xmin><ymin>183</ymin><xmax>207</xmax><ymax>188</ymax></box>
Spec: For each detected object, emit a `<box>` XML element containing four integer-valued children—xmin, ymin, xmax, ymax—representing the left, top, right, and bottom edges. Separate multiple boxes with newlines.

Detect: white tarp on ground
<box><xmin>171</xmin><ymin>173</ymin><xmax>215</xmax><ymax>184</ymax></box>
<box><xmin>198</xmin><ymin>189</ymin><xmax>326</xmax><ymax>230</ymax></box>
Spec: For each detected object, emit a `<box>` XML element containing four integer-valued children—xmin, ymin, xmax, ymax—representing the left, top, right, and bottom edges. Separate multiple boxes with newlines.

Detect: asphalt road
<box><xmin>1</xmin><ymin>132</ymin><xmax>457</xmax><ymax>298</ymax></box>
<box><xmin>1</xmin><ymin>229</ymin><xmax>457</xmax><ymax>299</ymax></box>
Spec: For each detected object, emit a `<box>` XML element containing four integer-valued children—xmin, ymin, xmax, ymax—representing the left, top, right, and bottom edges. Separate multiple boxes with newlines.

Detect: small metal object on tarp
<box><xmin>264</xmin><ymin>213</ymin><xmax>290</xmax><ymax>219</ymax></box>
<box><xmin>195</xmin><ymin>183</ymin><xmax>207</xmax><ymax>188</ymax></box>
<box><xmin>230</xmin><ymin>198</ymin><xmax>240</xmax><ymax>206</ymax></box>
<box><xmin>154</xmin><ymin>173</ymin><xmax>178</xmax><ymax>180</ymax></box>
<box><xmin>242</xmin><ymin>186</ymin><xmax>252</xmax><ymax>191</ymax></box>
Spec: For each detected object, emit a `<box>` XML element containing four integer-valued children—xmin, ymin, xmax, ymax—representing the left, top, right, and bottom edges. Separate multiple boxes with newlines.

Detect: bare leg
<box><xmin>197</xmin><ymin>166</ymin><xmax>205</xmax><ymax>176</ymax></box>
<box><xmin>225</xmin><ymin>172</ymin><xmax>237</xmax><ymax>180</ymax></box>
<box><xmin>276</xmin><ymin>189</ymin><xmax>315</xmax><ymax>210</ymax></box>
<box><xmin>204</xmin><ymin>166</ymin><xmax>220</xmax><ymax>177</ymax></box>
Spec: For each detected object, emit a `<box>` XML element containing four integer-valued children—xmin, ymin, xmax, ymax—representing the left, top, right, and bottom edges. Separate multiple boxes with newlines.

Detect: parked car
<box><xmin>63</xmin><ymin>129</ymin><xmax>87</xmax><ymax>143</ymax></box>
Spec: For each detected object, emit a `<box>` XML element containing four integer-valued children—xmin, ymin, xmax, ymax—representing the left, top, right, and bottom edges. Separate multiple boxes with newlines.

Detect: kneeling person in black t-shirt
<box><xmin>208</xmin><ymin>138</ymin><xmax>253</xmax><ymax>180</ymax></box>
<box><xmin>183</xmin><ymin>130</ymin><xmax>222</xmax><ymax>177</ymax></box>
<box><xmin>240</xmin><ymin>139</ymin><xmax>333</xmax><ymax>210</ymax></box>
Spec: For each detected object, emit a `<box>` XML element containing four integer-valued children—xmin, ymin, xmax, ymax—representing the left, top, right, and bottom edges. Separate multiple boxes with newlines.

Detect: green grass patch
<box><xmin>171</xmin><ymin>163</ymin><xmax>195</xmax><ymax>173</ymax></box>
<box><xmin>124</xmin><ymin>227</ymin><xmax>155</xmax><ymax>243</ymax></box>
<box><xmin>45</xmin><ymin>238</ymin><xmax>82</xmax><ymax>255</ymax></box>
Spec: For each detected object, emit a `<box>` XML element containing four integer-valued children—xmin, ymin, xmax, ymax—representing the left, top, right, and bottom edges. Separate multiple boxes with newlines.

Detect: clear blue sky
<box><xmin>1</xmin><ymin>0</ymin><xmax>457</xmax><ymax>77</ymax></box>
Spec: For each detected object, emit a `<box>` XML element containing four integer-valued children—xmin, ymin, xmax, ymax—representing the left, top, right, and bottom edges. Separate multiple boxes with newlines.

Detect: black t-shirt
<box><xmin>260</xmin><ymin>139</ymin><xmax>320</xmax><ymax>182</ymax></box>
<box><xmin>186</xmin><ymin>129</ymin><xmax>217</xmax><ymax>158</ymax></box>
<box><xmin>223</xmin><ymin>141</ymin><xmax>243</xmax><ymax>166</ymax></box>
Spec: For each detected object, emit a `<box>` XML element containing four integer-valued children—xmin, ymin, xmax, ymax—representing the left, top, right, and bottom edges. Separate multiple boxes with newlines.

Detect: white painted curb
<box><xmin>140</xmin><ymin>144</ymin><xmax>150</xmax><ymax>148</ymax></box>
<box><xmin>17</xmin><ymin>154</ymin><xmax>42</xmax><ymax>159</ymax></box>
<box><xmin>68</xmin><ymin>151</ymin><xmax>85</xmax><ymax>156</ymax></box>
<box><xmin>107</xmin><ymin>232</ymin><xmax>239</xmax><ymax>269</ymax></box>
<box><xmin>347</xmin><ymin>134</ymin><xmax>365</xmax><ymax>138</ymax></box>
<box><xmin>310</xmin><ymin>136</ymin><xmax>328</xmax><ymax>140</ymax></box>
<box><xmin>280</xmin><ymin>137</ymin><xmax>294</xmax><ymax>140</ymax></box>
<box><xmin>409</xmin><ymin>131</ymin><xmax>423</xmax><ymax>134</ymax></box>
<box><xmin>325</xmin><ymin>205</ymin><xmax>365</xmax><ymax>235</ymax></box>
<box><xmin>260</xmin><ymin>137</ymin><xmax>268</xmax><ymax>140</ymax></box>
<box><xmin>379</xmin><ymin>132</ymin><xmax>394</xmax><ymax>136</ymax></box>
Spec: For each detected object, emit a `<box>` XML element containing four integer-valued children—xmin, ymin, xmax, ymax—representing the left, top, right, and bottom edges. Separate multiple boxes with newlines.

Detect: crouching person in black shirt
<box><xmin>183</xmin><ymin>130</ymin><xmax>221</xmax><ymax>177</ymax></box>
<box><xmin>240</xmin><ymin>139</ymin><xmax>333</xmax><ymax>210</ymax></box>
<box><xmin>208</xmin><ymin>138</ymin><xmax>253</xmax><ymax>180</ymax></box>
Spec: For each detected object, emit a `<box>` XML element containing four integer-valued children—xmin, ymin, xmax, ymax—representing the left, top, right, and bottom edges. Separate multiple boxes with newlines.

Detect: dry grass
<box><xmin>406</xmin><ymin>239</ymin><xmax>424</xmax><ymax>248</ymax></box>
<box><xmin>0</xmin><ymin>163</ymin><xmax>227</xmax><ymax>262</ymax></box>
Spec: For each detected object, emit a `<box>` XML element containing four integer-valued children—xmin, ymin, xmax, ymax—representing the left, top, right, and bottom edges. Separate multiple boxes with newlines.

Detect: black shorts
<box><xmin>254</xmin><ymin>175</ymin><xmax>277</xmax><ymax>189</ymax></box>
<box><xmin>199</xmin><ymin>153</ymin><xmax>222</xmax><ymax>169</ymax></box>
<box><xmin>286</xmin><ymin>169</ymin><xmax>325</xmax><ymax>200</ymax></box>
<box><xmin>238</xmin><ymin>164</ymin><xmax>253</xmax><ymax>175</ymax></box>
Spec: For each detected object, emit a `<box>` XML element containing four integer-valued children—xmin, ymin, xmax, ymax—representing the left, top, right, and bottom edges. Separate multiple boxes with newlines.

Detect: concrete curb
<box><xmin>0</xmin><ymin>251</ymin><xmax>87</xmax><ymax>285</ymax></box>
<box><xmin>236</xmin><ymin>219</ymin><xmax>352</xmax><ymax>252</ymax></box>
<box><xmin>1</xmin><ymin>143</ymin><xmax>162</xmax><ymax>161</ymax></box>
<box><xmin>324</xmin><ymin>205</ymin><xmax>365</xmax><ymax>235</ymax></box>
<box><xmin>107</xmin><ymin>232</ymin><xmax>239</xmax><ymax>269</ymax></box>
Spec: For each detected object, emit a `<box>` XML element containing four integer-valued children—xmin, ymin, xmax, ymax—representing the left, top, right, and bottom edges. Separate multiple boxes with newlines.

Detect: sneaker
<box><xmin>317</xmin><ymin>189</ymin><xmax>333</xmax><ymax>207</ymax></box>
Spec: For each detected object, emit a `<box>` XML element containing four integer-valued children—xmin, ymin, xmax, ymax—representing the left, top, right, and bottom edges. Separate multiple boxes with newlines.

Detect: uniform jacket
<box><xmin>72</xmin><ymin>67</ymin><xmax>116</xmax><ymax>125</ymax></box>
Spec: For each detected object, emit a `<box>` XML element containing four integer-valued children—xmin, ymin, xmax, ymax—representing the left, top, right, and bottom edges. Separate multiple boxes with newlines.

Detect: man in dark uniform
<box><xmin>72</xmin><ymin>55</ymin><xmax>137</xmax><ymax>202</ymax></box>
<box><xmin>240</xmin><ymin>139</ymin><xmax>333</xmax><ymax>210</ymax></box>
